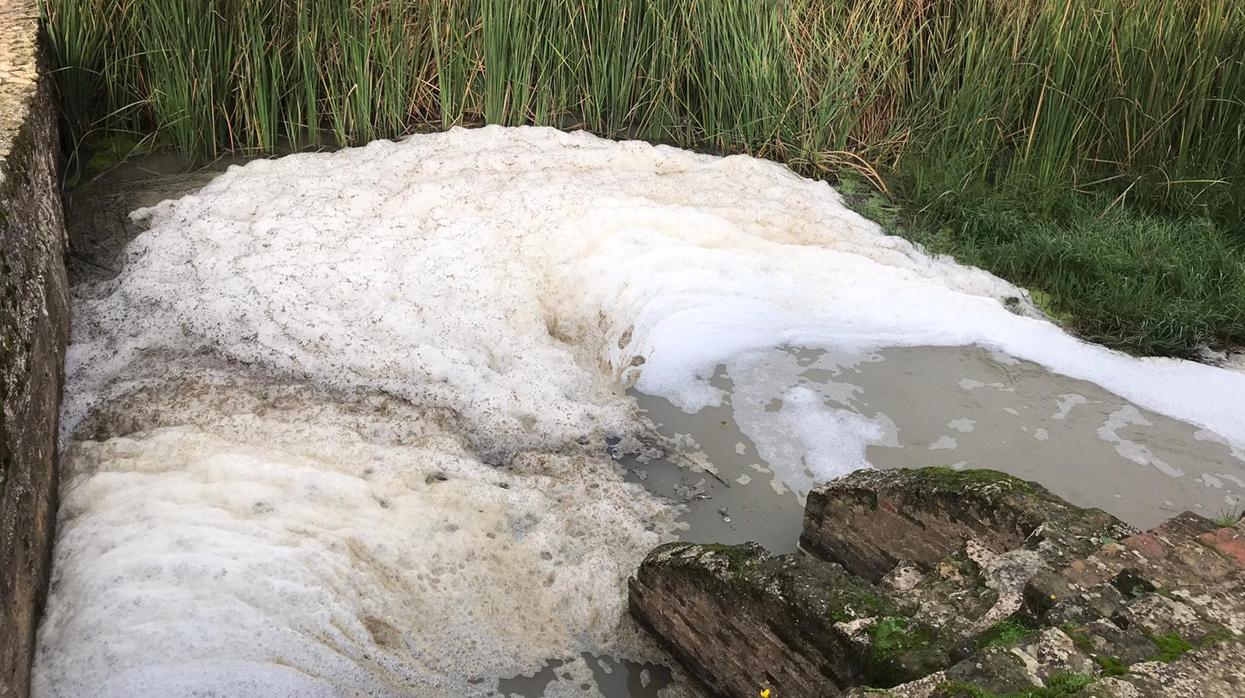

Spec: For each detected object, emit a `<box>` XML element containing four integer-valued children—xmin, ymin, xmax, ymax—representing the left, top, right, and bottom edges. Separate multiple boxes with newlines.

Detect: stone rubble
<box><xmin>630</xmin><ymin>467</ymin><xmax>1245</xmax><ymax>697</ymax></box>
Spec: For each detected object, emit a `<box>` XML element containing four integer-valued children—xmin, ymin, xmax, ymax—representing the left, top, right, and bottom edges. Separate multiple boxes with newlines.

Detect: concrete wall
<box><xmin>0</xmin><ymin>0</ymin><xmax>69</xmax><ymax>695</ymax></box>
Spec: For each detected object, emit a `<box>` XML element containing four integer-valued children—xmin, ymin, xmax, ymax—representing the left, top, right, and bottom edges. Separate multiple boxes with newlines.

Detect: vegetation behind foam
<box><xmin>40</xmin><ymin>0</ymin><xmax>1245</xmax><ymax>355</ymax></box>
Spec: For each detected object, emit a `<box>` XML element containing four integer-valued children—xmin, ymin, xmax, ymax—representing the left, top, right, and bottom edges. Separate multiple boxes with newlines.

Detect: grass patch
<box><xmin>1147</xmin><ymin>633</ymin><xmax>1195</xmax><ymax>662</ymax></box>
<box><xmin>1212</xmin><ymin>509</ymin><xmax>1242</xmax><ymax>528</ymax></box>
<box><xmin>871</xmin><ymin>617</ymin><xmax>927</xmax><ymax>659</ymax></box>
<box><xmin>1091</xmin><ymin>653</ymin><xmax>1130</xmax><ymax>677</ymax></box>
<box><xmin>866</xmin><ymin>616</ymin><xmax>944</xmax><ymax>686</ymax></box>
<box><xmin>852</xmin><ymin>183</ymin><xmax>1245</xmax><ymax>357</ymax></box>
<box><xmin>1063</xmin><ymin>624</ymin><xmax>1130</xmax><ymax>677</ymax></box>
<box><xmin>41</xmin><ymin>0</ymin><xmax>1245</xmax><ymax>214</ymax></box>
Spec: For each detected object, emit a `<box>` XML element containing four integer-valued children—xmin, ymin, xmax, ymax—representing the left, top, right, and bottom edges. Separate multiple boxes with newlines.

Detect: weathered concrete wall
<box><xmin>0</xmin><ymin>1</ymin><xmax>69</xmax><ymax>695</ymax></box>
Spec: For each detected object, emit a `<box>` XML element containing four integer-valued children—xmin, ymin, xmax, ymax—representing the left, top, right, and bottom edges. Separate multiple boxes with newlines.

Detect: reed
<box><xmin>41</xmin><ymin>0</ymin><xmax>1245</xmax><ymax>213</ymax></box>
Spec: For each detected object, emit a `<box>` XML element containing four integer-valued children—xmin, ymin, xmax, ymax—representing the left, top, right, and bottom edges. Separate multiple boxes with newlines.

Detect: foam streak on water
<box><xmin>39</xmin><ymin>126</ymin><xmax>1245</xmax><ymax>695</ymax></box>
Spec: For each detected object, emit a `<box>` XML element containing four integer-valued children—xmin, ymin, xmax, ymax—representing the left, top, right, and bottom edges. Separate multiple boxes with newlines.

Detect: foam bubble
<box><xmin>1097</xmin><ymin>406</ymin><xmax>1183</xmax><ymax>478</ymax></box>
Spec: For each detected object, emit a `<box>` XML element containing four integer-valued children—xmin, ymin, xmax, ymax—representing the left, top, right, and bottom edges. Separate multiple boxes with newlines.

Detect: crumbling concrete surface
<box><xmin>0</xmin><ymin>1</ymin><xmax>68</xmax><ymax>695</ymax></box>
<box><xmin>631</xmin><ymin>467</ymin><xmax>1245</xmax><ymax>697</ymax></box>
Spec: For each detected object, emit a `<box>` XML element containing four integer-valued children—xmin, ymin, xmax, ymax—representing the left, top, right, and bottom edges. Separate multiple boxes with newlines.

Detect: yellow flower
<box><xmin>760</xmin><ymin>689</ymin><xmax>771</xmax><ymax>698</ymax></box>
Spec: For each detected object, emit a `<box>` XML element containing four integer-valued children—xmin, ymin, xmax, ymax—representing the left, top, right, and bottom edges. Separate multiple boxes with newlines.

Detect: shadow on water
<box><xmin>624</xmin><ymin>370</ymin><xmax>804</xmax><ymax>554</ymax></box>
<box><xmin>497</xmin><ymin>654</ymin><xmax>673</xmax><ymax>697</ymax></box>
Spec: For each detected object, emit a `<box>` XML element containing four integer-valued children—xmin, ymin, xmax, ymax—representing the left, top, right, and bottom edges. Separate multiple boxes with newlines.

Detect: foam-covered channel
<box><xmin>39</xmin><ymin>126</ymin><xmax>1245</xmax><ymax>696</ymax></box>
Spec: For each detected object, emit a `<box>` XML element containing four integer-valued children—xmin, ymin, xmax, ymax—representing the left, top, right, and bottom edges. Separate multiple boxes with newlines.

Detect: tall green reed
<box><xmin>38</xmin><ymin>0</ymin><xmax>1245</xmax><ymax>222</ymax></box>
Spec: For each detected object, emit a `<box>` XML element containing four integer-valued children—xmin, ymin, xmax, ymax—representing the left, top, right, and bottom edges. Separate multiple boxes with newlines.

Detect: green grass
<box><xmin>1091</xmin><ymin>653</ymin><xmax>1130</xmax><ymax>677</ymax></box>
<box><xmin>1212</xmin><ymin>509</ymin><xmax>1242</xmax><ymax>527</ymax></box>
<box><xmin>1147</xmin><ymin>633</ymin><xmax>1195</xmax><ymax>663</ymax></box>
<box><xmin>874</xmin><ymin>188</ymin><xmax>1245</xmax><ymax>357</ymax></box>
<box><xmin>38</xmin><ymin>0</ymin><xmax>1245</xmax><ymax>355</ymax></box>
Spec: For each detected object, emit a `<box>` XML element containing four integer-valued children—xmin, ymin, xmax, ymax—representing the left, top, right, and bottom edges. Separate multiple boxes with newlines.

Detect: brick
<box><xmin>1198</xmin><ymin>527</ymin><xmax>1245</xmax><ymax>569</ymax></box>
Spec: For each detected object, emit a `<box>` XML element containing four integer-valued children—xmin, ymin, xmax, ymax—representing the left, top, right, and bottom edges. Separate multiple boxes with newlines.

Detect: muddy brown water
<box><xmin>629</xmin><ymin>345</ymin><xmax>1245</xmax><ymax>555</ymax></box>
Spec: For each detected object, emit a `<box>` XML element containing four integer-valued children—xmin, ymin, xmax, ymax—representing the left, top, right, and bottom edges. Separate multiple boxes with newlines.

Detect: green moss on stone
<box><xmin>1043</xmin><ymin>673</ymin><xmax>1096</xmax><ymax>693</ymax></box>
<box><xmin>975</xmin><ymin>618</ymin><xmax>1038</xmax><ymax>650</ymax></box>
<box><xmin>1197</xmin><ymin>629</ymin><xmax>1235</xmax><ymax>649</ymax></box>
<box><xmin>1147</xmin><ymin>633</ymin><xmax>1194</xmax><ymax>662</ymax></box>
<box><xmin>865</xmin><ymin>616</ymin><xmax>947</xmax><ymax>686</ymax></box>
<box><xmin>1091</xmin><ymin>654</ymin><xmax>1129</xmax><ymax>676</ymax></box>
<box><xmin>1061</xmin><ymin>624</ymin><xmax>1094</xmax><ymax>653</ymax></box>
<box><xmin>935</xmin><ymin>682</ymin><xmax>994</xmax><ymax>698</ymax></box>
<box><xmin>1060</xmin><ymin>624</ymin><xmax>1131</xmax><ymax>677</ymax></box>
<box><xmin>871</xmin><ymin>617</ymin><xmax>924</xmax><ymax>658</ymax></box>
<box><xmin>915</xmin><ymin>467</ymin><xmax>1037</xmax><ymax>495</ymax></box>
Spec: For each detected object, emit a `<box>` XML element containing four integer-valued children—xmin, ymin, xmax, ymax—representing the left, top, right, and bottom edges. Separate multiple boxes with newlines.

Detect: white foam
<box><xmin>720</xmin><ymin>349</ymin><xmax>898</xmax><ymax>495</ymax></box>
<box><xmin>1195</xmin><ymin>428</ymin><xmax>1245</xmax><ymax>464</ymax></box>
<box><xmin>65</xmin><ymin>126</ymin><xmax>1245</xmax><ymax>455</ymax></box>
<box><xmin>1053</xmin><ymin>394</ymin><xmax>1089</xmax><ymax>420</ymax></box>
<box><xmin>949</xmin><ymin>418</ymin><xmax>977</xmax><ymax>434</ymax></box>
<box><xmin>1097</xmin><ymin>406</ymin><xmax>1183</xmax><ymax>478</ymax></box>
<box><xmin>36</xmin><ymin>377</ymin><xmax>672</xmax><ymax>697</ymax></box>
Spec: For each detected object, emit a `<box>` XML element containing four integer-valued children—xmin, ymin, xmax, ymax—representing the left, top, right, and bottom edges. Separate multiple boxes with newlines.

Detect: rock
<box><xmin>1</xmin><ymin>2</ymin><xmax>69</xmax><ymax>695</ymax></box>
<box><xmin>879</xmin><ymin>560</ymin><xmax>924</xmax><ymax>594</ymax></box>
<box><xmin>629</xmin><ymin>542</ymin><xmax>951</xmax><ymax>698</ymax></box>
<box><xmin>1025</xmin><ymin>513</ymin><xmax>1245</xmax><ymax>640</ymax></box>
<box><xmin>1019</xmin><ymin>627</ymin><xmax>1096</xmax><ymax>680</ymax></box>
<box><xmin>942</xmin><ymin>646</ymin><xmax>1043</xmax><ymax>694</ymax></box>
<box><xmin>1090</xmin><ymin>641</ymin><xmax>1245</xmax><ymax>697</ymax></box>
<box><xmin>801</xmin><ymin>467</ymin><xmax>1134</xmax><ymax>582</ymax></box>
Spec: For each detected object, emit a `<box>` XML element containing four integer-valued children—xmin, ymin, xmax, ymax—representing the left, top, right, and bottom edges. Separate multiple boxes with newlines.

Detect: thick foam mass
<box><xmin>36</xmin><ymin>373</ymin><xmax>673</xmax><ymax>697</ymax></box>
<box><xmin>66</xmin><ymin>126</ymin><xmax>1245</xmax><ymax>457</ymax></box>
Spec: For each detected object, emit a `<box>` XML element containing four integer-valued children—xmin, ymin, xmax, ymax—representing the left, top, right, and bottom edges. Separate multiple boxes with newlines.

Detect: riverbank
<box><xmin>837</xmin><ymin>180</ymin><xmax>1245</xmax><ymax>358</ymax></box>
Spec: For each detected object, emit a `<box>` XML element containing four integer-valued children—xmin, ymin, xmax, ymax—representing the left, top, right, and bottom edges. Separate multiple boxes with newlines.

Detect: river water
<box><xmin>35</xmin><ymin>127</ymin><xmax>1245</xmax><ymax>697</ymax></box>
